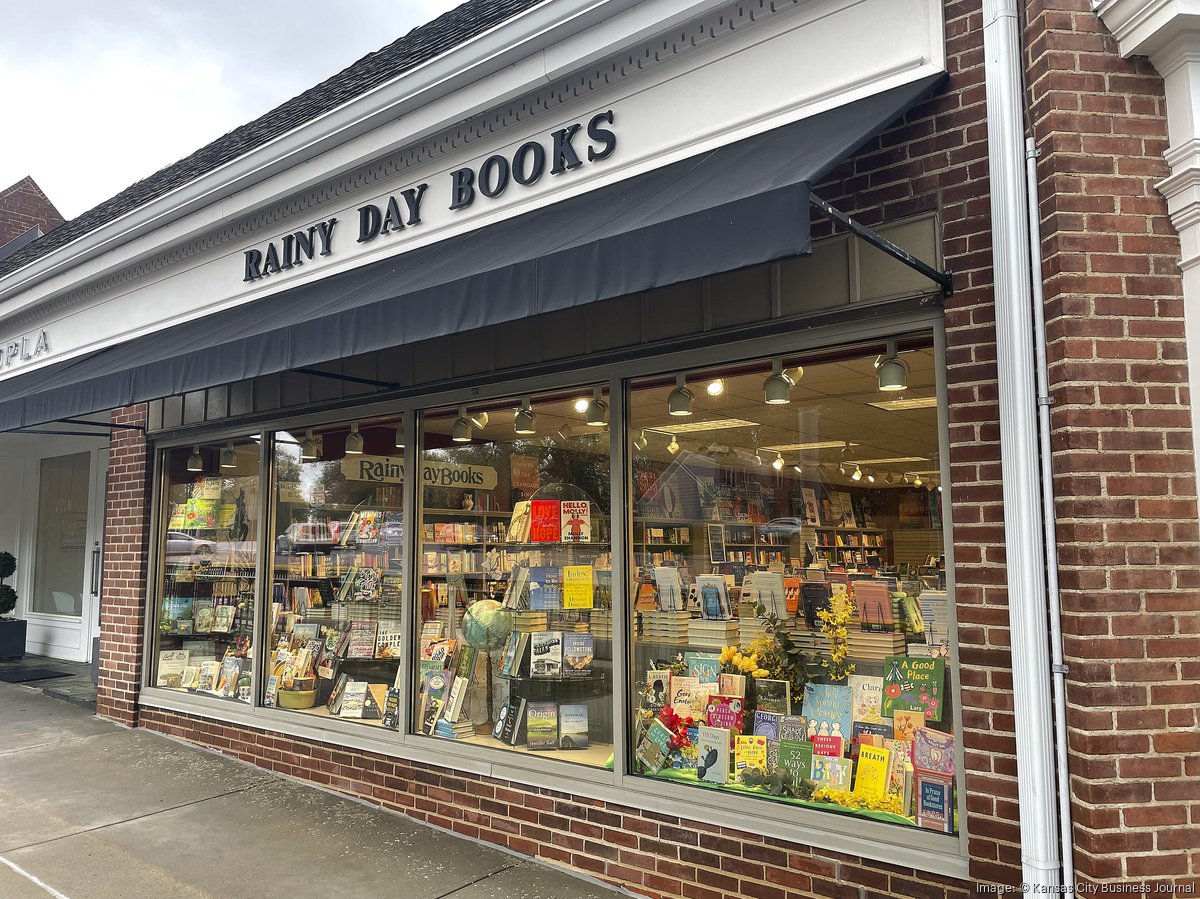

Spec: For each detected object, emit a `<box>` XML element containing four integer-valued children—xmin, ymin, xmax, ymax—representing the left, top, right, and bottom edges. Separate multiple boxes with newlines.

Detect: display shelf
<box><xmin>274</xmin><ymin>703</ymin><xmax>392</xmax><ymax>727</ymax></box>
<box><xmin>452</xmin><ymin>733</ymin><xmax>613</xmax><ymax>766</ymax></box>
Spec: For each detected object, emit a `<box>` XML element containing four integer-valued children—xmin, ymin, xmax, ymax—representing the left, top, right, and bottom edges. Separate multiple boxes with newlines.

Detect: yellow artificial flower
<box><xmin>752</xmin><ymin>668</ymin><xmax>769</xmax><ymax>678</ymax></box>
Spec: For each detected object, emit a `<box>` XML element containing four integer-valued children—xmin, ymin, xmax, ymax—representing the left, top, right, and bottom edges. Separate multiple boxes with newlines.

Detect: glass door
<box><xmin>31</xmin><ymin>452</ymin><xmax>92</xmax><ymax>618</ymax></box>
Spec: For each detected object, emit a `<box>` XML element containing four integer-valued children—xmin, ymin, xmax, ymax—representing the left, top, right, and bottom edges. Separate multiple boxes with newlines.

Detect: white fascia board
<box><xmin>1096</xmin><ymin>0</ymin><xmax>1200</xmax><ymax>58</ymax></box>
<box><xmin>0</xmin><ymin>0</ymin><xmax>732</xmax><ymax>315</ymax></box>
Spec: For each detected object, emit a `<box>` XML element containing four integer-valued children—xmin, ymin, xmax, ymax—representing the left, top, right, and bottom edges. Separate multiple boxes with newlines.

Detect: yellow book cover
<box><xmin>853</xmin><ymin>744</ymin><xmax>892</xmax><ymax>799</ymax></box>
<box><xmin>735</xmin><ymin>735</ymin><xmax>768</xmax><ymax>775</ymax></box>
<box><xmin>561</xmin><ymin>565</ymin><xmax>595</xmax><ymax>609</ymax></box>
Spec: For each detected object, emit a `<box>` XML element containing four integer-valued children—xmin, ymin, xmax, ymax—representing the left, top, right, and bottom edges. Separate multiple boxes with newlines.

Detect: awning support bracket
<box><xmin>809</xmin><ymin>193</ymin><xmax>954</xmax><ymax>297</ymax></box>
<box><xmin>295</xmin><ymin>367</ymin><xmax>399</xmax><ymax>390</ymax></box>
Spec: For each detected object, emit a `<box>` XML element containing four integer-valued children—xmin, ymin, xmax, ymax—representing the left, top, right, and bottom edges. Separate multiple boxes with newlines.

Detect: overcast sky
<box><xmin>0</xmin><ymin>0</ymin><xmax>463</xmax><ymax>220</ymax></box>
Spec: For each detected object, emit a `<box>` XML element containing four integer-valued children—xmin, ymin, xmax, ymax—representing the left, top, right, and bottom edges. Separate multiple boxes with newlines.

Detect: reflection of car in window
<box><xmin>275</xmin><ymin>522</ymin><xmax>334</xmax><ymax>554</ymax></box>
<box><xmin>166</xmin><ymin>531</ymin><xmax>214</xmax><ymax>558</ymax></box>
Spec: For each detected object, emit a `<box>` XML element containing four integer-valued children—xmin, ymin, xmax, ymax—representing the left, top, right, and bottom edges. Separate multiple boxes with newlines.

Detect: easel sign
<box><xmin>707</xmin><ymin>523</ymin><xmax>727</xmax><ymax>564</ymax></box>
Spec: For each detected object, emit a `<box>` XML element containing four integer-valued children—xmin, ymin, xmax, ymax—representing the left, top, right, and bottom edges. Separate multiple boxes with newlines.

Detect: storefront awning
<box><xmin>0</xmin><ymin>75</ymin><xmax>941</xmax><ymax>431</ymax></box>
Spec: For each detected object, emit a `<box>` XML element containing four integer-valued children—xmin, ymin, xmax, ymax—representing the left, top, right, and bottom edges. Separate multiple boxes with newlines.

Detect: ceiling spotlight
<box><xmin>186</xmin><ymin>445</ymin><xmax>204</xmax><ymax>473</ymax></box>
<box><xmin>838</xmin><ymin>463</ymin><xmax>847</xmax><ymax>476</ymax></box>
<box><xmin>300</xmin><ymin>430</ymin><xmax>317</xmax><ymax>461</ymax></box>
<box><xmin>395</xmin><ymin>424</ymin><xmax>404</xmax><ymax>450</ymax></box>
<box><xmin>876</xmin><ymin>339</ymin><xmax>909</xmax><ymax>392</ymax></box>
<box><xmin>586</xmin><ymin>387</ymin><xmax>608</xmax><ymax>427</ymax></box>
<box><xmin>219</xmin><ymin>441</ymin><xmax>236</xmax><ymax>470</ymax></box>
<box><xmin>913</xmin><ymin>475</ymin><xmax>923</xmax><ymax>487</ymax></box>
<box><xmin>667</xmin><ymin>434</ymin><xmax>680</xmax><ymax>454</ymax></box>
<box><xmin>793</xmin><ymin>465</ymin><xmax>803</xmax><ymax>475</ymax></box>
<box><xmin>452</xmin><ymin>408</ymin><xmax>472</xmax><ymax>443</ymax></box>
<box><xmin>866</xmin><ymin>471</ymin><xmax>875</xmax><ymax>483</ymax></box>
<box><xmin>556</xmin><ymin>428</ymin><xmax>570</xmax><ymax>442</ymax></box>
<box><xmin>345</xmin><ymin>423</ymin><xmax>363</xmax><ymax>455</ymax></box>
<box><xmin>633</xmin><ymin>430</ymin><xmax>648</xmax><ymax>451</ymax></box>
<box><xmin>668</xmin><ymin>374</ymin><xmax>694</xmax><ymax>417</ymax></box>
<box><xmin>468</xmin><ymin>411</ymin><xmax>489</xmax><ymax>429</ymax></box>
<box><xmin>763</xmin><ymin>358</ymin><xmax>794</xmax><ymax>405</ymax></box>
<box><xmin>937</xmin><ymin>484</ymin><xmax>943</xmax><ymax>493</ymax></box>
<box><xmin>851</xmin><ymin>465</ymin><xmax>863</xmax><ymax>482</ymax></box>
<box><xmin>514</xmin><ymin>399</ymin><xmax>536</xmax><ymax>435</ymax></box>
<box><xmin>573</xmin><ymin>398</ymin><xmax>589</xmax><ymax>414</ymax></box>
<box><xmin>903</xmin><ymin>473</ymin><xmax>912</xmax><ymax>484</ymax></box>
<box><xmin>883</xmin><ymin>473</ymin><xmax>893</xmax><ymax>486</ymax></box>
<box><xmin>706</xmin><ymin>378</ymin><xmax>725</xmax><ymax>397</ymax></box>
<box><xmin>772</xmin><ymin>452</ymin><xmax>785</xmax><ymax>472</ymax></box>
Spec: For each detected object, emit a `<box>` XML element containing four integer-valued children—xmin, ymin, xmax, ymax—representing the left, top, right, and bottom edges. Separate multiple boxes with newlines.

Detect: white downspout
<box><xmin>981</xmin><ymin>0</ymin><xmax>1062</xmax><ymax>889</ymax></box>
<box><xmin>1025</xmin><ymin>136</ymin><xmax>1076</xmax><ymax>890</ymax></box>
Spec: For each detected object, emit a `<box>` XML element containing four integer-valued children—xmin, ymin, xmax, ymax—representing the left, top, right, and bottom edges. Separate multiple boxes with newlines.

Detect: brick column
<box><xmin>1029</xmin><ymin>2</ymin><xmax>1200</xmax><ymax>887</ymax></box>
<box><xmin>97</xmin><ymin>404</ymin><xmax>152</xmax><ymax>726</ymax></box>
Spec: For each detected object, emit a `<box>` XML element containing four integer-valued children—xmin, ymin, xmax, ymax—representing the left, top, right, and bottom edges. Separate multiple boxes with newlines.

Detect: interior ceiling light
<box><xmin>344</xmin><ymin>423</ymin><xmax>363</xmax><ymax>455</ymax></box>
<box><xmin>903</xmin><ymin>474</ymin><xmax>912</xmax><ymax>484</ymax></box>
<box><xmin>300</xmin><ymin>430</ymin><xmax>317</xmax><ymax>461</ymax></box>
<box><xmin>851</xmin><ymin>465</ymin><xmax>863</xmax><ymax>482</ymax></box>
<box><xmin>667</xmin><ymin>434</ymin><xmax>680</xmax><ymax>455</ymax></box>
<box><xmin>219</xmin><ymin>441</ymin><xmax>236</xmax><ymax>470</ymax></box>
<box><xmin>586</xmin><ymin>387</ymin><xmax>608</xmax><ymax>427</ymax></box>
<box><xmin>793</xmin><ymin>464</ymin><xmax>803</xmax><ymax>475</ymax></box>
<box><xmin>765</xmin><ymin>440</ymin><xmax>855</xmax><ymax>452</ymax></box>
<box><xmin>395</xmin><ymin>424</ymin><xmax>404</xmax><ymax>450</ymax></box>
<box><xmin>913</xmin><ymin>475</ymin><xmax>923</xmax><ymax>487</ymax></box>
<box><xmin>866</xmin><ymin>471</ymin><xmax>875</xmax><ymax>483</ymax></box>
<box><xmin>876</xmin><ymin>339</ymin><xmax>909</xmax><ymax>392</ymax></box>
<box><xmin>514</xmin><ymin>398</ymin><xmax>536</xmax><ymax>435</ymax></box>
<box><xmin>937</xmin><ymin>484</ymin><xmax>943</xmax><ymax>493</ymax></box>
<box><xmin>668</xmin><ymin>374</ymin><xmax>694</xmax><ymax>416</ymax></box>
<box><xmin>763</xmin><ymin>358</ymin><xmax>794</xmax><ymax>405</ymax></box>
<box><xmin>654</xmin><ymin>418</ymin><xmax>757</xmax><ymax>434</ymax></box>
<box><xmin>468</xmin><ymin>411</ymin><xmax>489</xmax><ymax>429</ymax></box>
<box><xmin>633</xmin><ymin>430</ymin><xmax>648</xmax><ymax>451</ymax></box>
<box><xmin>852</xmin><ymin>456</ymin><xmax>928</xmax><ymax>466</ymax></box>
<box><xmin>452</xmin><ymin>408</ymin><xmax>472</xmax><ymax>443</ymax></box>
<box><xmin>186</xmin><ymin>445</ymin><xmax>204</xmax><ymax>472</ymax></box>
<box><xmin>883</xmin><ymin>473</ymin><xmax>894</xmax><ymax>485</ymax></box>
<box><xmin>772</xmin><ymin>452</ymin><xmax>785</xmax><ymax>472</ymax></box>
<box><xmin>705</xmin><ymin>378</ymin><xmax>725</xmax><ymax>397</ymax></box>
<box><xmin>573</xmin><ymin>398</ymin><xmax>589</xmax><ymax>414</ymax></box>
<box><xmin>868</xmin><ymin>396</ymin><xmax>938</xmax><ymax>412</ymax></box>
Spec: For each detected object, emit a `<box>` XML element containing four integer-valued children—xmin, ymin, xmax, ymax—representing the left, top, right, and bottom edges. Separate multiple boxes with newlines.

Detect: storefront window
<box><xmin>153</xmin><ymin>439</ymin><xmax>262</xmax><ymax>702</ymax></box>
<box><xmin>266</xmin><ymin>418</ymin><xmax>405</xmax><ymax>726</ymax></box>
<box><xmin>628</xmin><ymin>339</ymin><xmax>958</xmax><ymax>834</ymax></box>
<box><xmin>414</xmin><ymin>391</ymin><xmax>613</xmax><ymax>767</ymax></box>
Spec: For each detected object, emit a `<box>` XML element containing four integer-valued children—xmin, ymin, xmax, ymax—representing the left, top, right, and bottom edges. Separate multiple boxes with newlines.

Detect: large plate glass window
<box><xmin>628</xmin><ymin>337</ymin><xmax>958</xmax><ymax>834</ymax></box>
<box><xmin>413</xmin><ymin>390</ymin><xmax>613</xmax><ymax>767</ymax></box>
<box><xmin>266</xmin><ymin>418</ymin><xmax>405</xmax><ymax>726</ymax></box>
<box><xmin>152</xmin><ymin>438</ymin><xmax>262</xmax><ymax>702</ymax></box>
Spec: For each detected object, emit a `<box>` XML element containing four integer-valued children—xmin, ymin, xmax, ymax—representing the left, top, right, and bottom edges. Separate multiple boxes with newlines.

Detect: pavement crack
<box><xmin>0</xmin><ymin>734</ymin><xmax>112</xmax><ymax>758</ymax></box>
<box><xmin>1</xmin><ymin>784</ymin><xmax>264</xmax><ymax>854</ymax></box>
<box><xmin>433</xmin><ymin>862</ymin><xmax>520</xmax><ymax>898</ymax></box>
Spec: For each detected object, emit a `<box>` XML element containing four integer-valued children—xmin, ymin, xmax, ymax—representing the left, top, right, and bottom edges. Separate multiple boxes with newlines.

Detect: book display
<box><xmin>627</xmin><ymin>353</ymin><xmax>957</xmax><ymax>833</ymax></box>
<box><xmin>152</xmin><ymin>440</ymin><xmax>261</xmax><ymax>703</ymax></box>
<box><xmin>412</xmin><ymin>393</ymin><xmax>614</xmax><ymax>767</ymax></box>
<box><xmin>265</xmin><ymin>419</ymin><xmax>407</xmax><ymax>725</ymax></box>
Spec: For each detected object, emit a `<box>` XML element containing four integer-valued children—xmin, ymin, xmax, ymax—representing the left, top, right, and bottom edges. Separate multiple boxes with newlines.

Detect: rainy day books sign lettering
<box><xmin>341</xmin><ymin>455</ymin><xmax>497</xmax><ymax>490</ymax></box>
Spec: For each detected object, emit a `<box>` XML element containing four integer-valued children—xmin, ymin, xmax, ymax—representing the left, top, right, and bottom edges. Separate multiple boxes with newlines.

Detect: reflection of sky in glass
<box><xmin>276</xmin><ymin>432</ymin><xmax>324</xmax><ymax>503</ymax></box>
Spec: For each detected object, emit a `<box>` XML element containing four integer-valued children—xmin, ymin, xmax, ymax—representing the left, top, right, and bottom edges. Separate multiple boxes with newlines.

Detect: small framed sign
<box><xmin>706</xmin><ymin>523</ymin><xmax>727</xmax><ymax>564</ymax></box>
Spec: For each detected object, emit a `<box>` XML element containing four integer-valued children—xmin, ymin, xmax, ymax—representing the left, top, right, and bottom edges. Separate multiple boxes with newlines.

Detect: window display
<box><xmin>153</xmin><ymin>439</ymin><xmax>262</xmax><ymax>702</ymax></box>
<box><xmin>414</xmin><ymin>391</ymin><xmax>613</xmax><ymax>767</ymax></box>
<box><xmin>266</xmin><ymin>419</ymin><xmax>406</xmax><ymax>725</ymax></box>
<box><xmin>627</xmin><ymin>340</ymin><xmax>957</xmax><ymax>832</ymax></box>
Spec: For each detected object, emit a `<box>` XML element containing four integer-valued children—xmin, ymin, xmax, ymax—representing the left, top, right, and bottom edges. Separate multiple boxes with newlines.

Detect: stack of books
<box><xmin>434</xmin><ymin>718</ymin><xmax>478</xmax><ymax>739</ymax></box>
<box><xmin>639</xmin><ymin>610</ymin><xmax>691</xmax><ymax>644</ymax></box>
<box><xmin>510</xmin><ymin>611</ymin><xmax>549</xmax><ymax>632</ymax></box>
<box><xmin>847</xmin><ymin>622</ymin><xmax>908</xmax><ymax>661</ymax></box>
<box><xmin>911</xmin><ymin>590</ymin><xmax>950</xmax><ymax>657</ymax></box>
<box><xmin>590</xmin><ymin>609</ymin><xmax>613</xmax><ymax>639</ymax></box>
<box><xmin>687</xmin><ymin>617</ymin><xmax>739</xmax><ymax>649</ymax></box>
<box><xmin>787</xmin><ymin>625</ymin><xmax>832</xmax><ymax>657</ymax></box>
<box><xmin>737</xmin><ymin>615</ymin><xmax>771</xmax><ymax>644</ymax></box>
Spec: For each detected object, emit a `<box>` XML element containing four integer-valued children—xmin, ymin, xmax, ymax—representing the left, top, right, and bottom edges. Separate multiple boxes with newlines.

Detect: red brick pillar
<box><xmin>97</xmin><ymin>404</ymin><xmax>152</xmax><ymax>726</ymax></box>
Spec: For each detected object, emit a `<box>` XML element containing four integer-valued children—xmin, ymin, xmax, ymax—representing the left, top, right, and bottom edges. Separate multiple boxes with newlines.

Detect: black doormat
<box><xmin>0</xmin><ymin>668</ymin><xmax>72</xmax><ymax>683</ymax></box>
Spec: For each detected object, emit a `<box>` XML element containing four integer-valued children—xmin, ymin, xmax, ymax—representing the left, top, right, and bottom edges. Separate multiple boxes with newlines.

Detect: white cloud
<box><xmin>0</xmin><ymin>0</ymin><xmax>463</xmax><ymax>219</ymax></box>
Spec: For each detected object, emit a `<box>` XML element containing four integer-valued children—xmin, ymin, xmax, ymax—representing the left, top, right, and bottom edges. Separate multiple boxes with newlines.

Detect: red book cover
<box><xmin>811</xmin><ymin>734</ymin><xmax>845</xmax><ymax>758</ymax></box>
<box><xmin>704</xmin><ymin>695</ymin><xmax>745</xmax><ymax>733</ymax></box>
<box><xmin>529</xmin><ymin>500</ymin><xmax>561</xmax><ymax>542</ymax></box>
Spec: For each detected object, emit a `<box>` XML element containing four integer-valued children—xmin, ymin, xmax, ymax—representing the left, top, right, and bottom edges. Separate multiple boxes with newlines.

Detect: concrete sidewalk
<box><xmin>0</xmin><ymin>682</ymin><xmax>625</xmax><ymax>899</ymax></box>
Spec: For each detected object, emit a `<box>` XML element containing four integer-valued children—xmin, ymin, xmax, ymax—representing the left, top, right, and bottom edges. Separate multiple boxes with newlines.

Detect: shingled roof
<box><xmin>0</xmin><ymin>0</ymin><xmax>546</xmax><ymax>283</ymax></box>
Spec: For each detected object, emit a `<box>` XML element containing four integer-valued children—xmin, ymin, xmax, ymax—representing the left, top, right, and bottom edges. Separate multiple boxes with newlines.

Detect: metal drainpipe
<box><xmin>1025</xmin><ymin>135</ymin><xmax>1076</xmax><ymax>889</ymax></box>
<box><xmin>981</xmin><ymin>0</ymin><xmax>1062</xmax><ymax>888</ymax></box>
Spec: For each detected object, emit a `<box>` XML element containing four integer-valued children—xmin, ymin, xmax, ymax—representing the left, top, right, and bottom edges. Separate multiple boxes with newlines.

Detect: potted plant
<box><xmin>0</xmin><ymin>552</ymin><xmax>25</xmax><ymax>661</ymax></box>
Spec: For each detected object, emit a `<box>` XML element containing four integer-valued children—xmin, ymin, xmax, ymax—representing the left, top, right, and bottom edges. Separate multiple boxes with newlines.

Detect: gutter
<box><xmin>981</xmin><ymin>0</ymin><xmax>1066</xmax><ymax>889</ymax></box>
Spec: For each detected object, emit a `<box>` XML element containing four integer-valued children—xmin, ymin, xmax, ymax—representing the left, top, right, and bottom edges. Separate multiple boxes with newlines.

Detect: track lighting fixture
<box><xmin>793</xmin><ymin>464</ymin><xmax>803</xmax><ymax>475</ymax></box>
<box><xmin>586</xmin><ymin>387</ymin><xmax>608</xmax><ymax>427</ymax></box>
<box><xmin>866</xmin><ymin>471</ymin><xmax>875</xmax><ymax>483</ymax></box>
<box><xmin>668</xmin><ymin>374</ymin><xmax>694</xmax><ymax>417</ymax></box>
<box><xmin>219</xmin><ymin>441</ymin><xmax>236</xmax><ymax>470</ymax></box>
<box><xmin>883</xmin><ymin>473</ymin><xmax>893</xmax><ymax>486</ymax></box>
<box><xmin>345</xmin><ymin>423</ymin><xmax>363</xmax><ymax>455</ymax></box>
<box><xmin>913</xmin><ymin>475</ymin><xmax>923</xmax><ymax>487</ymax></box>
<box><xmin>876</xmin><ymin>339</ymin><xmax>909</xmax><ymax>392</ymax></box>
<box><xmin>468</xmin><ymin>412</ymin><xmax>489</xmax><ymax>429</ymax></box>
<box><xmin>763</xmin><ymin>358</ymin><xmax>794</xmax><ymax>404</ymax></box>
<box><xmin>452</xmin><ymin>408</ymin><xmax>472</xmax><ymax>443</ymax></box>
<box><xmin>573</xmin><ymin>398</ymin><xmax>589</xmax><ymax>414</ymax></box>
<box><xmin>667</xmin><ymin>434</ymin><xmax>680</xmax><ymax>455</ymax></box>
<box><xmin>514</xmin><ymin>399</ymin><xmax>536</xmax><ymax>435</ymax></box>
<box><xmin>772</xmin><ymin>452</ymin><xmax>784</xmax><ymax>472</ymax></box>
<box><xmin>186</xmin><ymin>445</ymin><xmax>204</xmax><ymax>472</ymax></box>
<box><xmin>633</xmin><ymin>430</ymin><xmax>648</xmax><ymax>452</ymax></box>
<box><xmin>299</xmin><ymin>431</ymin><xmax>317</xmax><ymax>461</ymax></box>
<box><xmin>394</xmin><ymin>424</ymin><xmax>404</xmax><ymax>450</ymax></box>
<box><xmin>705</xmin><ymin>378</ymin><xmax>725</xmax><ymax>397</ymax></box>
<box><xmin>851</xmin><ymin>465</ymin><xmax>863</xmax><ymax>482</ymax></box>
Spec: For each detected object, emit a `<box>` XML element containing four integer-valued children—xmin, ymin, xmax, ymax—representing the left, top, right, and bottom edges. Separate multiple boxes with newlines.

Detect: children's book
<box><xmin>893</xmin><ymin>709</ymin><xmax>926</xmax><ymax>743</ymax></box>
<box><xmin>645</xmin><ymin>669</ymin><xmax>671</xmax><ymax>712</ymax></box>
<box><xmin>802</xmin><ymin>683</ymin><xmax>853</xmax><ymax>741</ymax></box>
<box><xmin>752</xmin><ymin>711</ymin><xmax>782</xmax><ymax>742</ymax></box>
<box><xmin>810</xmin><ymin>734</ymin><xmax>844</xmax><ymax>759</ymax></box>
<box><xmin>848</xmin><ymin>674</ymin><xmax>885</xmax><ymax>724</ymax></box>
<box><xmin>881</xmin><ymin>656</ymin><xmax>946</xmax><ymax>722</ymax></box>
<box><xmin>811</xmin><ymin>754</ymin><xmax>852</xmax><ymax>790</ymax></box>
<box><xmin>778</xmin><ymin>715</ymin><xmax>808</xmax><ymax>742</ymax></box>
<box><xmin>913</xmin><ymin>727</ymin><xmax>956</xmax><ymax>776</ymax></box>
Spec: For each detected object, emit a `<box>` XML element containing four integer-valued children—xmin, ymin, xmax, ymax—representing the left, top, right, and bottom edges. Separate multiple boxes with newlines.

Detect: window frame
<box><xmin>139</xmin><ymin>306</ymin><xmax>967</xmax><ymax>878</ymax></box>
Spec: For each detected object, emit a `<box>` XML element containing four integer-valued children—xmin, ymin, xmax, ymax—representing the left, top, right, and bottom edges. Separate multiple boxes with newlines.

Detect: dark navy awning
<box><xmin>0</xmin><ymin>75</ymin><xmax>940</xmax><ymax>430</ymax></box>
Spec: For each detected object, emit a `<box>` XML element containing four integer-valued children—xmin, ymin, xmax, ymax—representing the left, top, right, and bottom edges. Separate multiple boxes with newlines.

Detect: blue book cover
<box><xmin>529</xmin><ymin>566</ymin><xmax>563</xmax><ymax>610</ymax></box>
<box><xmin>802</xmin><ymin>683</ymin><xmax>853</xmax><ymax>742</ymax></box>
<box><xmin>558</xmin><ymin>703</ymin><xmax>589</xmax><ymax>749</ymax></box>
<box><xmin>684</xmin><ymin>651</ymin><xmax>720</xmax><ymax>683</ymax></box>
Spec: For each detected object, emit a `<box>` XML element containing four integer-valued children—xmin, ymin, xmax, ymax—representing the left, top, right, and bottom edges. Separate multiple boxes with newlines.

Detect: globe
<box><xmin>461</xmin><ymin>599</ymin><xmax>513</xmax><ymax>650</ymax></box>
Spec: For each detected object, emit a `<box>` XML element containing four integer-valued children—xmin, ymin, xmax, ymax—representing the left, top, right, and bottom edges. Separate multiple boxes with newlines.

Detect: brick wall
<box><xmin>139</xmin><ymin>707</ymin><xmax>972</xmax><ymax>899</ymax></box>
<box><xmin>0</xmin><ymin>176</ymin><xmax>64</xmax><ymax>246</ymax></box>
<box><xmin>1026</xmin><ymin>0</ymin><xmax>1200</xmax><ymax>888</ymax></box>
<box><xmin>98</xmin><ymin>404</ymin><xmax>151</xmax><ymax>726</ymax></box>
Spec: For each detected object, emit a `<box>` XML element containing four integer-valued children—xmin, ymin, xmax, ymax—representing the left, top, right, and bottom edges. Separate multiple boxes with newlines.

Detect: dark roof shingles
<box><xmin>0</xmin><ymin>0</ymin><xmax>545</xmax><ymax>282</ymax></box>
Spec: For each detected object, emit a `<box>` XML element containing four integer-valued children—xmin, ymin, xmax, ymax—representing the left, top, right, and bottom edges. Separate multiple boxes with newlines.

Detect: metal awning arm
<box><xmin>809</xmin><ymin>193</ymin><xmax>954</xmax><ymax>297</ymax></box>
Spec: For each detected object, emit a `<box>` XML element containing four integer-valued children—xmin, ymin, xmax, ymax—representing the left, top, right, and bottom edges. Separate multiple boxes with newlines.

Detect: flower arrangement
<box><xmin>751</xmin><ymin>599</ymin><xmax>815</xmax><ymax>697</ymax></box>
<box><xmin>810</xmin><ymin>786</ymin><xmax>906</xmax><ymax>816</ymax></box>
<box><xmin>718</xmin><ymin>644</ymin><xmax>770</xmax><ymax>678</ymax></box>
<box><xmin>658</xmin><ymin>705</ymin><xmax>694</xmax><ymax>751</ymax></box>
<box><xmin>816</xmin><ymin>591</ymin><xmax>856</xmax><ymax>682</ymax></box>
